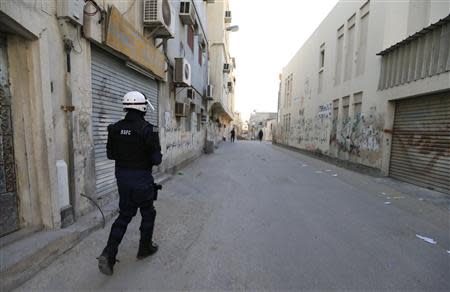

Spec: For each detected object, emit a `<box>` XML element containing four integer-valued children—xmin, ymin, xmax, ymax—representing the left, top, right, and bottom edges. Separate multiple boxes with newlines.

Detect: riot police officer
<box><xmin>98</xmin><ymin>91</ymin><xmax>162</xmax><ymax>276</ymax></box>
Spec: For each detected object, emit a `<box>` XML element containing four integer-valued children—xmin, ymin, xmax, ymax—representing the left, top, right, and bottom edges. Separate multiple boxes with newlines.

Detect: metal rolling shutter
<box><xmin>390</xmin><ymin>92</ymin><xmax>450</xmax><ymax>194</ymax></box>
<box><xmin>91</xmin><ymin>46</ymin><xmax>159</xmax><ymax>199</ymax></box>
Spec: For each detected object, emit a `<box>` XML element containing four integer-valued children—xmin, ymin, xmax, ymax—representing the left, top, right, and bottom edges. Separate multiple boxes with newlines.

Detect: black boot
<box><xmin>98</xmin><ymin>251</ymin><xmax>117</xmax><ymax>276</ymax></box>
<box><xmin>137</xmin><ymin>242</ymin><xmax>159</xmax><ymax>260</ymax></box>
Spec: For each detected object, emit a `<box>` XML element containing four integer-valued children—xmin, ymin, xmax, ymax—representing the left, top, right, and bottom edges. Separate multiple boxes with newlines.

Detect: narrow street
<box><xmin>16</xmin><ymin>141</ymin><xmax>449</xmax><ymax>291</ymax></box>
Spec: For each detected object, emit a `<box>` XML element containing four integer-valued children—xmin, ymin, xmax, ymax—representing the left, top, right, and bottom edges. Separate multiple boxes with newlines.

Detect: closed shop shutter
<box><xmin>91</xmin><ymin>46</ymin><xmax>159</xmax><ymax>199</ymax></box>
<box><xmin>390</xmin><ymin>92</ymin><xmax>450</xmax><ymax>194</ymax></box>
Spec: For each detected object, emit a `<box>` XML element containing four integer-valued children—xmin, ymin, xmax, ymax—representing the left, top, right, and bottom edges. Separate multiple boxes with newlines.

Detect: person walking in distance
<box><xmin>98</xmin><ymin>91</ymin><xmax>162</xmax><ymax>276</ymax></box>
<box><xmin>258</xmin><ymin>129</ymin><xmax>264</xmax><ymax>142</ymax></box>
<box><xmin>230</xmin><ymin>127</ymin><xmax>236</xmax><ymax>143</ymax></box>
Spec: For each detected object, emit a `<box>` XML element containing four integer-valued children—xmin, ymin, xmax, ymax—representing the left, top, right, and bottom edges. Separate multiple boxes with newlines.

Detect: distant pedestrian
<box><xmin>230</xmin><ymin>128</ymin><xmax>236</xmax><ymax>142</ymax></box>
<box><xmin>258</xmin><ymin>129</ymin><xmax>263</xmax><ymax>142</ymax></box>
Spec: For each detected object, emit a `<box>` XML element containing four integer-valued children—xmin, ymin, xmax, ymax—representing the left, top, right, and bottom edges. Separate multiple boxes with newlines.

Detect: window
<box><xmin>319</xmin><ymin>43</ymin><xmax>326</xmax><ymax>69</ymax></box>
<box><xmin>198</xmin><ymin>45</ymin><xmax>203</xmax><ymax>65</ymax></box>
<box><xmin>353</xmin><ymin>92</ymin><xmax>363</xmax><ymax>118</ymax></box>
<box><xmin>335</xmin><ymin>25</ymin><xmax>345</xmax><ymax>85</ymax></box>
<box><xmin>344</xmin><ymin>14</ymin><xmax>356</xmax><ymax>81</ymax></box>
<box><xmin>187</xmin><ymin>25</ymin><xmax>194</xmax><ymax>52</ymax></box>
<box><xmin>284</xmin><ymin>73</ymin><xmax>293</xmax><ymax>108</ymax></box>
<box><xmin>333</xmin><ymin>98</ymin><xmax>340</xmax><ymax>121</ymax></box>
<box><xmin>342</xmin><ymin>96</ymin><xmax>350</xmax><ymax>120</ymax></box>
<box><xmin>356</xmin><ymin>1</ymin><xmax>370</xmax><ymax>76</ymax></box>
<box><xmin>318</xmin><ymin>44</ymin><xmax>325</xmax><ymax>94</ymax></box>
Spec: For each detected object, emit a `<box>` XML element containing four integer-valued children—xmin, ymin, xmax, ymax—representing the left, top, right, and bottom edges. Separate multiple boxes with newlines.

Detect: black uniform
<box><xmin>101</xmin><ymin>110</ymin><xmax>162</xmax><ymax>260</ymax></box>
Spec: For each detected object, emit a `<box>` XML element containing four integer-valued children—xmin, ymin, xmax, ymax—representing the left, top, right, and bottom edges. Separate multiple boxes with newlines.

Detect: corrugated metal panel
<box><xmin>91</xmin><ymin>46</ymin><xmax>158</xmax><ymax>199</ymax></box>
<box><xmin>390</xmin><ymin>92</ymin><xmax>450</xmax><ymax>194</ymax></box>
<box><xmin>378</xmin><ymin>17</ymin><xmax>450</xmax><ymax>90</ymax></box>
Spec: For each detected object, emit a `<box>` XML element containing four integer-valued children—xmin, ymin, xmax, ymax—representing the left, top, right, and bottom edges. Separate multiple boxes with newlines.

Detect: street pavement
<box><xmin>16</xmin><ymin>141</ymin><xmax>450</xmax><ymax>291</ymax></box>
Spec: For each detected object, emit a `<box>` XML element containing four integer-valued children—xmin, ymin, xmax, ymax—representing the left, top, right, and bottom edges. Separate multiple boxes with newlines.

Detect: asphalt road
<box><xmin>16</xmin><ymin>141</ymin><xmax>450</xmax><ymax>291</ymax></box>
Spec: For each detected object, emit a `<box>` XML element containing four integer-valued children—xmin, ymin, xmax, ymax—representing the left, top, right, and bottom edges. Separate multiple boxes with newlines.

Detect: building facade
<box><xmin>0</xmin><ymin>0</ymin><xmax>226</xmax><ymax>237</ymax></box>
<box><xmin>206</xmin><ymin>0</ymin><xmax>236</xmax><ymax>144</ymax></box>
<box><xmin>249</xmin><ymin>112</ymin><xmax>277</xmax><ymax>140</ymax></box>
<box><xmin>277</xmin><ymin>0</ymin><xmax>450</xmax><ymax>194</ymax></box>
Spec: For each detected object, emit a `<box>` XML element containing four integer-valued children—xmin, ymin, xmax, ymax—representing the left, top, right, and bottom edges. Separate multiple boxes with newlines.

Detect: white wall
<box><xmin>277</xmin><ymin>0</ymin><xmax>450</xmax><ymax>173</ymax></box>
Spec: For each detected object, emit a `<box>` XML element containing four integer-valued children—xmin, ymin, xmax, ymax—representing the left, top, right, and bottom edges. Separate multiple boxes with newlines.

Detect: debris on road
<box><xmin>315</xmin><ymin>170</ymin><xmax>324</xmax><ymax>174</ymax></box>
<box><xmin>384</xmin><ymin>202</ymin><xmax>391</xmax><ymax>205</ymax></box>
<box><xmin>325</xmin><ymin>170</ymin><xmax>332</xmax><ymax>172</ymax></box>
<box><xmin>332</xmin><ymin>174</ymin><xmax>338</xmax><ymax>177</ymax></box>
<box><xmin>416</xmin><ymin>234</ymin><xmax>437</xmax><ymax>245</ymax></box>
<box><xmin>381</xmin><ymin>192</ymin><xmax>387</xmax><ymax>195</ymax></box>
<box><xmin>392</xmin><ymin>196</ymin><xmax>405</xmax><ymax>199</ymax></box>
<box><xmin>178</xmin><ymin>172</ymin><xmax>184</xmax><ymax>176</ymax></box>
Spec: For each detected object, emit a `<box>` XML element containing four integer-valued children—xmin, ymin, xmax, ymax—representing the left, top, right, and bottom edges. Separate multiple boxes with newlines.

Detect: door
<box><xmin>390</xmin><ymin>92</ymin><xmax>450</xmax><ymax>194</ymax></box>
<box><xmin>0</xmin><ymin>36</ymin><xmax>19</xmax><ymax>236</ymax></box>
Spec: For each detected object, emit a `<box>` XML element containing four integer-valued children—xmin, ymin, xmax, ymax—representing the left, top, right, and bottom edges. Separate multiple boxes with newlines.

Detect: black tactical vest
<box><xmin>108</xmin><ymin>117</ymin><xmax>153</xmax><ymax>170</ymax></box>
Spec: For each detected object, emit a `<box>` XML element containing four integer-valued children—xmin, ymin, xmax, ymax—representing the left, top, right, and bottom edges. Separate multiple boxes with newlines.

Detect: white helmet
<box><xmin>122</xmin><ymin>91</ymin><xmax>155</xmax><ymax>112</ymax></box>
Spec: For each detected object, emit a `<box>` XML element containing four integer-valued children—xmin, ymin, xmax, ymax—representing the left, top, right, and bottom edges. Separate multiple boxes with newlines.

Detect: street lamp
<box><xmin>226</xmin><ymin>25</ymin><xmax>239</xmax><ymax>32</ymax></box>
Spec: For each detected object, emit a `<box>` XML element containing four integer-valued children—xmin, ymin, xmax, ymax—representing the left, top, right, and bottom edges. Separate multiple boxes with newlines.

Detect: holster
<box><xmin>153</xmin><ymin>183</ymin><xmax>162</xmax><ymax>201</ymax></box>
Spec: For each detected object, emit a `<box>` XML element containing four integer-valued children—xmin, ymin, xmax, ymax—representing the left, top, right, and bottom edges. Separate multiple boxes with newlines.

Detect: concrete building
<box><xmin>249</xmin><ymin>112</ymin><xmax>277</xmax><ymax>140</ymax></box>
<box><xmin>0</xmin><ymin>0</ymin><xmax>217</xmax><ymax>237</ymax></box>
<box><xmin>206</xmin><ymin>0</ymin><xmax>236</xmax><ymax>144</ymax></box>
<box><xmin>277</xmin><ymin>0</ymin><xmax>450</xmax><ymax>194</ymax></box>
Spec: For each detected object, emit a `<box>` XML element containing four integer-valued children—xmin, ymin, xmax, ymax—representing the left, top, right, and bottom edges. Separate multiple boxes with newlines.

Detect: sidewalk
<box><xmin>0</xmin><ymin>174</ymin><xmax>171</xmax><ymax>292</ymax></box>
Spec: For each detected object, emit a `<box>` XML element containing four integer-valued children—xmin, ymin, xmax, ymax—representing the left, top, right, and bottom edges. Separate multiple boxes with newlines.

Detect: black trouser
<box><xmin>103</xmin><ymin>182</ymin><xmax>155</xmax><ymax>258</ymax></box>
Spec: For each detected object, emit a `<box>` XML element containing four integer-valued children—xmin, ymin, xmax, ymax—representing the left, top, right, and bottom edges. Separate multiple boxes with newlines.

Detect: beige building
<box><xmin>277</xmin><ymin>0</ymin><xmax>450</xmax><ymax>194</ymax></box>
<box><xmin>249</xmin><ymin>112</ymin><xmax>277</xmax><ymax>140</ymax></box>
<box><xmin>207</xmin><ymin>0</ymin><xmax>236</xmax><ymax>144</ymax></box>
<box><xmin>0</xmin><ymin>0</ymin><xmax>217</xmax><ymax>237</ymax></box>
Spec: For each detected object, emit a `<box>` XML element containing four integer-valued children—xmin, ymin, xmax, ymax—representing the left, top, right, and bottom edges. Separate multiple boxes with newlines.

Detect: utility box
<box><xmin>57</xmin><ymin>0</ymin><xmax>85</xmax><ymax>26</ymax></box>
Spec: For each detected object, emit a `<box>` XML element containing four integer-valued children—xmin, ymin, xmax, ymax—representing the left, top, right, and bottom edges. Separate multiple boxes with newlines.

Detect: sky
<box><xmin>228</xmin><ymin>0</ymin><xmax>339</xmax><ymax>121</ymax></box>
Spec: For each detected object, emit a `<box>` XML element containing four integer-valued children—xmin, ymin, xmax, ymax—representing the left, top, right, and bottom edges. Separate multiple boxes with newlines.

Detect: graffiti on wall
<box><xmin>330</xmin><ymin>106</ymin><xmax>383</xmax><ymax>157</ymax></box>
<box><xmin>291</xmin><ymin>102</ymin><xmax>332</xmax><ymax>150</ymax></box>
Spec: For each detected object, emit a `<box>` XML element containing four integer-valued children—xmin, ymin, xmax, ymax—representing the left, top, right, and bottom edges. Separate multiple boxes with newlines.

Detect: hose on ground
<box><xmin>80</xmin><ymin>193</ymin><xmax>106</xmax><ymax>229</ymax></box>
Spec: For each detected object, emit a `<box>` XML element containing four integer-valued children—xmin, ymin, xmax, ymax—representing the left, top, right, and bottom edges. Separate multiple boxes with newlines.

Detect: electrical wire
<box><xmin>83</xmin><ymin>0</ymin><xmax>99</xmax><ymax>16</ymax></box>
<box><xmin>80</xmin><ymin>193</ymin><xmax>106</xmax><ymax>229</ymax></box>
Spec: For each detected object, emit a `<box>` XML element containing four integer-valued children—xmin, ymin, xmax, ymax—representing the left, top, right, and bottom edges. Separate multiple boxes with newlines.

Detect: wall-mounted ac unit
<box><xmin>186</xmin><ymin>88</ymin><xmax>195</xmax><ymax>99</ymax></box>
<box><xmin>204</xmin><ymin>0</ymin><xmax>215</xmax><ymax>3</ymax></box>
<box><xmin>174</xmin><ymin>58</ymin><xmax>192</xmax><ymax>86</ymax></box>
<box><xmin>179</xmin><ymin>1</ymin><xmax>195</xmax><ymax>26</ymax></box>
<box><xmin>223</xmin><ymin>63</ymin><xmax>231</xmax><ymax>73</ymax></box>
<box><xmin>143</xmin><ymin>0</ymin><xmax>175</xmax><ymax>38</ymax></box>
<box><xmin>225</xmin><ymin>11</ymin><xmax>232</xmax><ymax>23</ymax></box>
<box><xmin>175</xmin><ymin>102</ymin><xmax>188</xmax><ymax>117</ymax></box>
<box><xmin>206</xmin><ymin>84</ymin><xmax>214</xmax><ymax>99</ymax></box>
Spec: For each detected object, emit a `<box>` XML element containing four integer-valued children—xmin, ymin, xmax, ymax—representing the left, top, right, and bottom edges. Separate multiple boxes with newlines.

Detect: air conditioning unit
<box><xmin>223</xmin><ymin>63</ymin><xmax>231</xmax><ymax>73</ymax></box>
<box><xmin>175</xmin><ymin>102</ymin><xmax>188</xmax><ymax>117</ymax></box>
<box><xmin>143</xmin><ymin>0</ymin><xmax>175</xmax><ymax>38</ymax></box>
<box><xmin>186</xmin><ymin>88</ymin><xmax>195</xmax><ymax>99</ymax></box>
<box><xmin>174</xmin><ymin>58</ymin><xmax>192</xmax><ymax>86</ymax></box>
<box><xmin>206</xmin><ymin>84</ymin><xmax>214</xmax><ymax>99</ymax></box>
<box><xmin>201</xmin><ymin>115</ymin><xmax>207</xmax><ymax>123</ymax></box>
<box><xmin>179</xmin><ymin>1</ymin><xmax>195</xmax><ymax>26</ymax></box>
<box><xmin>225</xmin><ymin>11</ymin><xmax>232</xmax><ymax>23</ymax></box>
<box><xmin>204</xmin><ymin>0</ymin><xmax>215</xmax><ymax>3</ymax></box>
